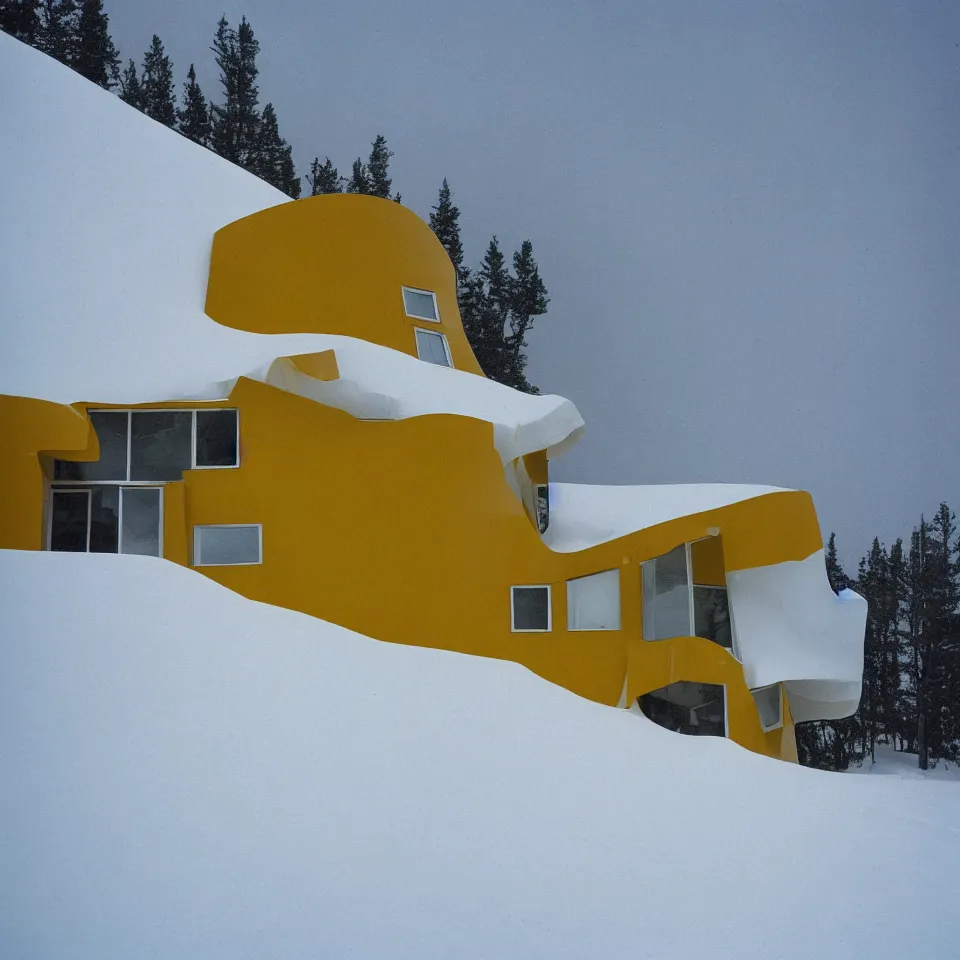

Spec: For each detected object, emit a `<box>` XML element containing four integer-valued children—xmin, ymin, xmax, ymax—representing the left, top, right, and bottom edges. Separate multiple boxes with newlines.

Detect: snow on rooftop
<box><xmin>1</xmin><ymin>549</ymin><xmax>956</xmax><ymax>958</ymax></box>
<box><xmin>544</xmin><ymin>481</ymin><xmax>789</xmax><ymax>552</ymax></box>
<box><xmin>0</xmin><ymin>33</ymin><xmax>582</xmax><ymax>462</ymax></box>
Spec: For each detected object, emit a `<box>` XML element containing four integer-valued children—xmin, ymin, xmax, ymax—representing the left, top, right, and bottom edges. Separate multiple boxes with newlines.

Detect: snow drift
<box><xmin>0</xmin><ymin>550</ymin><xmax>956</xmax><ymax>959</ymax></box>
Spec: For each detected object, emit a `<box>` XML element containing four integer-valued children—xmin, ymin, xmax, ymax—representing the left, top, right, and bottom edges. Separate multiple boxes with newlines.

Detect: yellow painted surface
<box><xmin>206</xmin><ymin>194</ymin><xmax>484</xmax><ymax>375</ymax></box>
<box><xmin>0</xmin><ymin>194</ymin><xmax>831</xmax><ymax>762</ymax></box>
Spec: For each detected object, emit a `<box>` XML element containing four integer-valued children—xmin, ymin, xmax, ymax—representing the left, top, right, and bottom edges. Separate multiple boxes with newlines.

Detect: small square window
<box><xmin>402</xmin><ymin>286</ymin><xmax>439</xmax><ymax>322</ymax></box>
<box><xmin>415</xmin><ymin>328</ymin><xmax>452</xmax><ymax>367</ymax></box>
<box><xmin>511</xmin><ymin>585</ymin><xmax>551</xmax><ymax>632</ymax></box>
<box><xmin>193</xmin><ymin>524</ymin><xmax>262</xmax><ymax>566</ymax></box>
<box><xmin>195</xmin><ymin>409</ymin><xmax>239</xmax><ymax>467</ymax></box>
<box><xmin>752</xmin><ymin>684</ymin><xmax>783</xmax><ymax>732</ymax></box>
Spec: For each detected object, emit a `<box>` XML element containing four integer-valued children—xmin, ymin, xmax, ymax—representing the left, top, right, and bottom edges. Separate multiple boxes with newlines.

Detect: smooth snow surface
<box><xmin>544</xmin><ymin>481</ymin><xmax>788</xmax><ymax>552</ymax></box>
<box><xmin>1</xmin><ymin>550</ymin><xmax>957</xmax><ymax>960</ymax></box>
<box><xmin>0</xmin><ymin>34</ymin><xmax>582</xmax><ymax>463</ymax></box>
<box><xmin>849</xmin><ymin>746</ymin><xmax>960</xmax><ymax>781</ymax></box>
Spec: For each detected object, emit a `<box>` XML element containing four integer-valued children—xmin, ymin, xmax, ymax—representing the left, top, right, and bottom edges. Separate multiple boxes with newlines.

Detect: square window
<box><xmin>130</xmin><ymin>411</ymin><xmax>192</xmax><ymax>481</ymax></box>
<box><xmin>415</xmin><ymin>328</ymin><xmax>452</xmax><ymax>367</ymax></box>
<box><xmin>402</xmin><ymin>286</ymin><xmax>439</xmax><ymax>322</ymax></box>
<box><xmin>193</xmin><ymin>524</ymin><xmax>262</xmax><ymax>566</ymax></box>
<box><xmin>567</xmin><ymin>570</ymin><xmax>620</xmax><ymax>631</ymax></box>
<box><xmin>511</xmin><ymin>585</ymin><xmax>551</xmax><ymax>632</ymax></box>
<box><xmin>195</xmin><ymin>409</ymin><xmax>239</xmax><ymax>467</ymax></box>
<box><xmin>752</xmin><ymin>684</ymin><xmax>783</xmax><ymax>731</ymax></box>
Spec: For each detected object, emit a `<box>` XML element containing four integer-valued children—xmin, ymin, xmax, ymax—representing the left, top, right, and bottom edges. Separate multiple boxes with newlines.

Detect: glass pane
<box><xmin>642</xmin><ymin>545</ymin><xmax>691</xmax><ymax>640</ymax></box>
<box><xmin>195</xmin><ymin>525</ymin><xmax>260</xmax><ymax>565</ymax></box>
<box><xmin>50</xmin><ymin>491</ymin><xmax>88</xmax><ymax>552</ymax></box>
<box><xmin>638</xmin><ymin>681</ymin><xmax>726</xmax><ymax>737</ymax></box>
<box><xmin>693</xmin><ymin>586</ymin><xmax>732</xmax><ymax>648</ymax></box>
<box><xmin>121</xmin><ymin>487</ymin><xmax>161</xmax><ymax>557</ymax></box>
<box><xmin>195</xmin><ymin>410</ymin><xmax>238</xmax><ymax>467</ymax></box>
<box><xmin>752</xmin><ymin>685</ymin><xmax>782</xmax><ymax>730</ymax></box>
<box><xmin>512</xmin><ymin>586</ymin><xmax>549</xmax><ymax>630</ymax></box>
<box><xmin>55</xmin><ymin>411</ymin><xmax>128</xmax><ymax>481</ymax></box>
<box><xmin>403</xmin><ymin>288</ymin><xmax>438</xmax><ymax>320</ymax></box>
<box><xmin>89</xmin><ymin>485</ymin><xmax>119</xmax><ymax>553</ymax></box>
<box><xmin>535</xmin><ymin>484</ymin><xmax>549</xmax><ymax>534</ymax></box>
<box><xmin>130</xmin><ymin>411</ymin><xmax>192</xmax><ymax>481</ymax></box>
<box><xmin>415</xmin><ymin>329</ymin><xmax>450</xmax><ymax>366</ymax></box>
<box><xmin>567</xmin><ymin>570</ymin><xmax>620</xmax><ymax>630</ymax></box>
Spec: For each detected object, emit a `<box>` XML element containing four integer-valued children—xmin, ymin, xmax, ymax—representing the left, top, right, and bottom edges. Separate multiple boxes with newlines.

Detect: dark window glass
<box><xmin>536</xmin><ymin>484</ymin><xmax>549</xmax><ymax>534</ymax></box>
<box><xmin>89</xmin><ymin>485</ymin><xmax>119</xmax><ymax>553</ymax></box>
<box><xmin>693</xmin><ymin>586</ymin><xmax>732</xmax><ymax>649</ymax></box>
<box><xmin>195</xmin><ymin>410</ymin><xmax>238</xmax><ymax>467</ymax></box>
<box><xmin>55</xmin><ymin>411</ymin><xmax>128</xmax><ymax>481</ymax></box>
<box><xmin>512</xmin><ymin>586</ymin><xmax>550</xmax><ymax>630</ymax></box>
<box><xmin>130</xmin><ymin>411</ymin><xmax>192</xmax><ymax>481</ymax></box>
<box><xmin>50</xmin><ymin>490</ymin><xmax>89</xmax><ymax>552</ymax></box>
<box><xmin>120</xmin><ymin>487</ymin><xmax>161</xmax><ymax>556</ymax></box>
<box><xmin>638</xmin><ymin>682</ymin><xmax>726</xmax><ymax>737</ymax></box>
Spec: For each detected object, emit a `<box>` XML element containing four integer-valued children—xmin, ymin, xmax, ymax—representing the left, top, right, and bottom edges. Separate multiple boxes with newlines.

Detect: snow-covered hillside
<box><xmin>1</xmin><ymin>550</ymin><xmax>957</xmax><ymax>959</ymax></box>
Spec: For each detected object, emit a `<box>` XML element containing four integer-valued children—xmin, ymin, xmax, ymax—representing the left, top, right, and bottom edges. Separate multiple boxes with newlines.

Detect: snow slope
<box><xmin>0</xmin><ymin>33</ymin><xmax>582</xmax><ymax>462</ymax></box>
<box><xmin>1</xmin><ymin>550</ymin><xmax>957</xmax><ymax>959</ymax></box>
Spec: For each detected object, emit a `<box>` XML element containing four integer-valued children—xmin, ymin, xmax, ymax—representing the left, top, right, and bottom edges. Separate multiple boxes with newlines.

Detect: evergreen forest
<box><xmin>2</xmin><ymin>1</ymin><xmax>957</xmax><ymax>773</ymax></box>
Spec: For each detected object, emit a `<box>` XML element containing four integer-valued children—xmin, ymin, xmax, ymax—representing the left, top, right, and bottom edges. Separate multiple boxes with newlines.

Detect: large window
<box><xmin>642</xmin><ymin>543</ymin><xmax>733</xmax><ymax>650</ymax></box>
<box><xmin>567</xmin><ymin>570</ymin><xmax>620</xmax><ymax>631</ymax></box>
<box><xmin>511</xmin><ymin>585</ymin><xmax>551</xmax><ymax>632</ymax></box>
<box><xmin>402</xmin><ymin>286</ymin><xmax>439</xmax><ymax>322</ymax></box>
<box><xmin>414</xmin><ymin>328</ymin><xmax>453</xmax><ymax>367</ymax></box>
<box><xmin>54</xmin><ymin>409</ymin><xmax>239</xmax><ymax>481</ymax></box>
<box><xmin>49</xmin><ymin>486</ymin><xmax>162</xmax><ymax>557</ymax></box>
<box><xmin>193</xmin><ymin>524</ymin><xmax>262</xmax><ymax>566</ymax></box>
<box><xmin>638</xmin><ymin>681</ymin><xmax>726</xmax><ymax>738</ymax></box>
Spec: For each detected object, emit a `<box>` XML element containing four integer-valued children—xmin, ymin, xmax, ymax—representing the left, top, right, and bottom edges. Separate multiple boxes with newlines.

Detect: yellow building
<box><xmin>0</xmin><ymin>194</ymin><xmax>866</xmax><ymax>762</ymax></box>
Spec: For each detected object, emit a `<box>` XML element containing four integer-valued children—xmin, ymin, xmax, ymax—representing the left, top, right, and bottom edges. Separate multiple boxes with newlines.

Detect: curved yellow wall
<box><xmin>205</xmin><ymin>194</ymin><xmax>484</xmax><ymax>375</ymax></box>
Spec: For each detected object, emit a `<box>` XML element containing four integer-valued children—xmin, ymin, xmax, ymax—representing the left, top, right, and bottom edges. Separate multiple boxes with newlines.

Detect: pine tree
<box><xmin>306</xmin><ymin>157</ymin><xmax>342</xmax><ymax>195</ymax></box>
<box><xmin>367</xmin><ymin>134</ymin><xmax>393</xmax><ymax>199</ymax></box>
<box><xmin>140</xmin><ymin>34</ymin><xmax>175</xmax><ymax>126</ymax></box>
<box><xmin>251</xmin><ymin>102</ymin><xmax>301</xmax><ymax>198</ymax></box>
<box><xmin>346</xmin><ymin>158</ymin><xmax>370</xmax><ymax>194</ymax></box>
<box><xmin>118</xmin><ymin>58</ymin><xmax>142</xmax><ymax>110</ymax></box>
<box><xmin>825</xmin><ymin>532</ymin><xmax>850</xmax><ymax>592</ymax></box>
<box><xmin>73</xmin><ymin>0</ymin><xmax>118</xmax><ymax>88</ymax></box>
<box><xmin>506</xmin><ymin>239</ymin><xmax>549</xmax><ymax>394</ymax></box>
<box><xmin>429</xmin><ymin>178</ymin><xmax>464</xmax><ymax>280</ymax></box>
<box><xmin>177</xmin><ymin>64</ymin><xmax>212</xmax><ymax>148</ymax></box>
<box><xmin>36</xmin><ymin>0</ymin><xmax>77</xmax><ymax>64</ymax></box>
<box><xmin>210</xmin><ymin>16</ymin><xmax>261</xmax><ymax>168</ymax></box>
<box><xmin>0</xmin><ymin>0</ymin><xmax>41</xmax><ymax>42</ymax></box>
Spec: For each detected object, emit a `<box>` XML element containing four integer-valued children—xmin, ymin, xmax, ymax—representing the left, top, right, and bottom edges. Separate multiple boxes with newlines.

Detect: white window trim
<box><xmin>193</xmin><ymin>523</ymin><xmax>263</xmax><ymax>567</ymax></box>
<box><xmin>414</xmin><ymin>327</ymin><xmax>453</xmax><ymax>367</ymax></box>
<box><xmin>510</xmin><ymin>584</ymin><xmax>552</xmax><ymax>633</ymax></box>
<box><xmin>751</xmin><ymin>683</ymin><xmax>784</xmax><ymax>732</ymax></box>
<box><xmin>51</xmin><ymin>408</ymin><xmax>240</xmax><ymax>484</ymax></box>
<box><xmin>402</xmin><ymin>285</ymin><xmax>440</xmax><ymax>322</ymax></box>
<box><xmin>566</xmin><ymin>569</ymin><xmax>621</xmax><ymax>632</ymax></box>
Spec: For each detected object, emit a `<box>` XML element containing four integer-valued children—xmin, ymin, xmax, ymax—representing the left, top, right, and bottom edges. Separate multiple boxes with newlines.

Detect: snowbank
<box><xmin>0</xmin><ymin>33</ymin><xmax>582</xmax><ymax>463</ymax></box>
<box><xmin>1</xmin><ymin>550</ymin><xmax>956</xmax><ymax>959</ymax></box>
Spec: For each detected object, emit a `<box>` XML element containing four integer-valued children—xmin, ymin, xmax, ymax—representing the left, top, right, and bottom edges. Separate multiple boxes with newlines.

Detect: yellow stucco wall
<box><xmin>205</xmin><ymin>194</ymin><xmax>484</xmax><ymax>375</ymax></box>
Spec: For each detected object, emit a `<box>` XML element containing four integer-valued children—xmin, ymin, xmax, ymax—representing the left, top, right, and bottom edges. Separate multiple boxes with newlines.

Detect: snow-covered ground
<box><xmin>849</xmin><ymin>745</ymin><xmax>960</xmax><ymax>781</ymax></box>
<box><xmin>1</xmin><ymin>550</ymin><xmax>957</xmax><ymax>959</ymax></box>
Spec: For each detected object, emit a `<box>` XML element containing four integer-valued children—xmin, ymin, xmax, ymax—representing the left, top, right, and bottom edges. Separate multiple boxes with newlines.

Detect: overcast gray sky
<box><xmin>112</xmin><ymin>0</ymin><xmax>959</xmax><ymax>568</ymax></box>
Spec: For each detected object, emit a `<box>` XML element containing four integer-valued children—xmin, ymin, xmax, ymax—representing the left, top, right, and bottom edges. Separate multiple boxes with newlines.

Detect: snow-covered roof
<box><xmin>0</xmin><ymin>549</ymin><xmax>951</xmax><ymax>959</ymax></box>
<box><xmin>0</xmin><ymin>32</ymin><xmax>583</xmax><ymax>463</ymax></box>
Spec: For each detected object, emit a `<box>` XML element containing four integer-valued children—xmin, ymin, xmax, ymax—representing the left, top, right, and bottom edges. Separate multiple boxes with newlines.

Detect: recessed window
<box><xmin>193</xmin><ymin>524</ymin><xmax>262</xmax><ymax>566</ymax></box>
<box><xmin>752</xmin><ymin>684</ymin><xmax>783</xmax><ymax>732</ymax></box>
<box><xmin>511</xmin><ymin>585</ymin><xmax>551</xmax><ymax>632</ymax></box>
<box><xmin>402</xmin><ymin>286</ymin><xmax>439</xmax><ymax>322</ymax></box>
<box><xmin>535</xmin><ymin>484</ymin><xmax>549</xmax><ymax>534</ymax></box>
<box><xmin>415</xmin><ymin>328</ymin><xmax>453</xmax><ymax>367</ymax></box>
<box><xmin>567</xmin><ymin>570</ymin><xmax>620</xmax><ymax>631</ymax></box>
<box><xmin>638</xmin><ymin>681</ymin><xmax>726</xmax><ymax>738</ymax></box>
<box><xmin>49</xmin><ymin>486</ymin><xmax>162</xmax><ymax>557</ymax></box>
<box><xmin>54</xmin><ymin>409</ymin><xmax>239</xmax><ymax>481</ymax></box>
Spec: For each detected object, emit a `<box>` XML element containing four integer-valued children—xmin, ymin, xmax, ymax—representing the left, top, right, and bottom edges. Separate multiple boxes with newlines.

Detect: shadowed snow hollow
<box><xmin>1</xmin><ymin>551</ymin><xmax>956</xmax><ymax>959</ymax></box>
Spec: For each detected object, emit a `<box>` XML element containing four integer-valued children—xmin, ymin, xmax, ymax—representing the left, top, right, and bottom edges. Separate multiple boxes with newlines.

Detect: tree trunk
<box><xmin>918</xmin><ymin>711</ymin><xmax>928</xmax><ymax>770</ymax></box>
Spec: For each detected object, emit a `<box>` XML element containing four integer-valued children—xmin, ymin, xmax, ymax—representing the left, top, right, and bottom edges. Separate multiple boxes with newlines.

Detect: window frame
<box><xmin>47</xmin><ymin>485</ymin><xmax>164</xmax><ymax>557</ymax></box>
<box><xmin>192</xmin><ymin>523</ymin><xmax>263</xmax><ymax>567</ymax></box>
<box><xmin>566</xmin><ymin>569</ymin><xmax>621</xmax><ymax>632</ymax></box>
<box><xmin>751</xmin><ymin>683</ymin><xmax>784</xmax><ymax>732</ymax></box>
<box><xmin>510</xmin><ymin>584</ymin><xmax>552</xmax><ymax>633</ymax></box>
<box><xmin>402</xmin><ymin>285</ymin><xmax>440</xmax><ymax>322</ymax></box>
<box><xmin>414</xmin><ymin>327</ymin><xmax>453</xmax><ymax>367</ymax></box>
<box><xmin>637</xmin><ymin>681</ymin><xmax>729</xmax><ymax>738</ymax></box>
<box><xmin>52</xmin><ymin>408</ymin><xmax>240</xmax><ymax>484</ymax></box>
